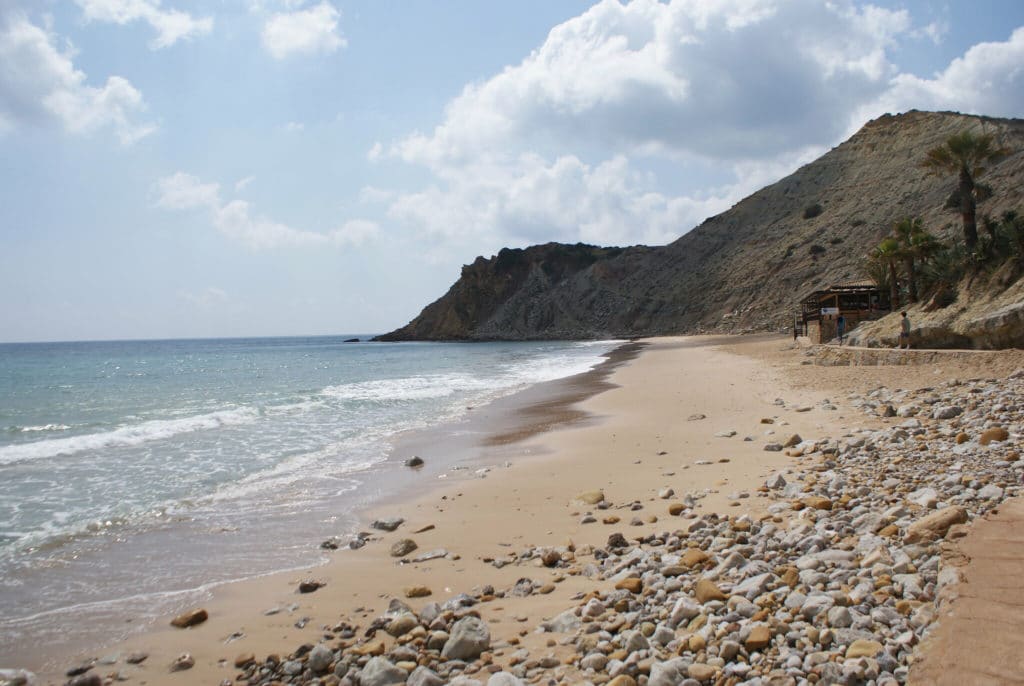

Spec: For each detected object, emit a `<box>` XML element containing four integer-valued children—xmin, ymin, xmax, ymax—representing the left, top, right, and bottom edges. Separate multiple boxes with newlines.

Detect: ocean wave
<box><xmin>0</xmin><ymin>408</ymin><xmax>260</xmax><ymax>465</ymax></box>
<box><xmin>320</xmin><ymin>374</ymin><xmax>491</xmax><ymax>402</ymax></box>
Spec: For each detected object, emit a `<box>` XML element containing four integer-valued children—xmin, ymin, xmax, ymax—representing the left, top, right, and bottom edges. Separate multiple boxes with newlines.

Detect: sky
<box><xmin>2</xmin><ymin>0</ymin><xmax>1024</xmax><ymax>342</ymax></box>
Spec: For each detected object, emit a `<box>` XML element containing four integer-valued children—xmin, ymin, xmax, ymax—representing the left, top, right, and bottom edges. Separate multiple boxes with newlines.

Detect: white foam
<box><xmin>0</xmin><ymin>408</ymin><xmax>260</xmax><ymax>465</ymax></box>
<box><xmin>321</xmin><ymin>374</ymin><xmax>491</xmax><ymax>402</ymax></box>
<box><xmin>14</xmin><ymin>424</ymin><xmax>71</xmax><ymax>433</ymax></box>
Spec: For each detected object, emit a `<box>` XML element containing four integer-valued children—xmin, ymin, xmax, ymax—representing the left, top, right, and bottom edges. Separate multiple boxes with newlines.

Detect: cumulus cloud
<box><xmin>0</xmin><ymin>9</ymin><xmax>156</xmax><ymax>143</ymax></box>
<box><xmin>155</xmin><ymin>172</ymin><xmax>378</xmax><ymax>249</ymax></box>
<box><xmin>261</xmin><ymin>1</ymin><xmax>345</xmax><ymax>59</ymax></box>
<box><xmin>74</xmin><ymin>0</ymin><xmax>213</xmax><ymax>49</ymax></box>
<box><xmin>387</xmin><ymin>0</ymin><xmax>912</xmax><ymax>169</ymax></box>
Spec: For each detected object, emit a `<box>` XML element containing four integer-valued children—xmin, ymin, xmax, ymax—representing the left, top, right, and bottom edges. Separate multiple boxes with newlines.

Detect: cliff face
<box><xmin>377</xmin><ymin>111</ymin><xmax>1024</xmax><ymax>341</ymax></box>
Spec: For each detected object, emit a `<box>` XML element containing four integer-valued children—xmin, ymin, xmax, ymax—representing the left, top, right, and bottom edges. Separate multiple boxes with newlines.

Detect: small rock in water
<box><xmin>170</xmin><ymin>607</ymin><xmax>208</xmax><ymax>628</ymax></box>
<box><xmin>320</xmin><ymin>538</ymin><xmax>340</xmax><ymax>550</ymax></box>
<box><xmin>298</xmin><ymin>580</ymin><xmax>325</xmax><ymax>593</ymax></box>
<box><xmin>169</xmin><ymin>654</ymin><xmax>194</xmax><ymax>672</ymax></box>
<box><xmin>404</xmin><ymin>456</ymin><xmax>425</xmax><ymax>468</ymax></box>
<box><xmin>125</xmin><ymin>652</ymin><xmax>148</xmax><ymax>664</ymax></box>
<box><xmin>66</xmin><ymin>664</ymin><xmax>93</xmax><ymax>677</ymax></box>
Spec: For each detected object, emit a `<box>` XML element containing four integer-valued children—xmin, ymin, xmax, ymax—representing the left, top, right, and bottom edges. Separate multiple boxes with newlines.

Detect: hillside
<box><xmin>376</xmin><ymin>110</ymin><xmax>1024</xmax><ymax>342</ymax></box>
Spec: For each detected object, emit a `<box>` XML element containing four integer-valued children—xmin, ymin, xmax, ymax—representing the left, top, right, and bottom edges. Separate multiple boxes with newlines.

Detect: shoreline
<box><xmin>5</xmin><ymin>339</ymin><xmax>638</xmax><ymax>681</ymax></box>
<box><xmin>16</xmin><ymin>335</ymin><xmax>1024</xmax><ymax>685</ymax></box>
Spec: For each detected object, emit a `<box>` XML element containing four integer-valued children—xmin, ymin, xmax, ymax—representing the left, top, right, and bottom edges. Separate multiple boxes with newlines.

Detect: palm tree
<box><xmin>922</xmin><ymin>130</ymin><xmax>1008</xmax><ymax>253</ymax></box>
<box><xmin>869</xmin><ymin>237</ymin><xmax>902</xmax><ymax>308</ymax></box>
<box><xmin>893</xmin><ymin>217</ymin><xmax>943</xmax><ymax>302</ymax></box>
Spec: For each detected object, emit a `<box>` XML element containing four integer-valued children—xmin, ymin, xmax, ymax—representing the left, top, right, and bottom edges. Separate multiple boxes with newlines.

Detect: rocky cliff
<box><xmin>376</xmin><ymin>111</ymin><xmax>1024</xmax><ymax>342</ymax></box>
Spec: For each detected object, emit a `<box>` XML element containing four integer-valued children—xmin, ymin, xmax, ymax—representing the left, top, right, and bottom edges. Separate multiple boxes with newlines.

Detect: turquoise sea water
<box><xmin>0</xmin><ymin>336</ymin><xmax>617</xmax><ymax>660</ymax></box>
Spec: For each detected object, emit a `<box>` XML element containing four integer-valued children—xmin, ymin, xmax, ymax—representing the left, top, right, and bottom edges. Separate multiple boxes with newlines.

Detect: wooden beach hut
<box><xmin>800</xmin><ymin>280</ymin><xmax>889</xmax><ymax>343</ymax></box>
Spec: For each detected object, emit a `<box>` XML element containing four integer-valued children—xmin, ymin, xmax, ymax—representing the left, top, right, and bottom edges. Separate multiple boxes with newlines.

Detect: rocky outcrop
<box><xmin>377</xmin><ymin>111</ymin><xmax>1024</xmax><ymax>342</ymax></box>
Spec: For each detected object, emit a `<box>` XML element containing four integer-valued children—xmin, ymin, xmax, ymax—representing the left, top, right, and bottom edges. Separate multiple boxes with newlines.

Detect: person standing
<box><xmin>899</xmin><ymin>311</ymin><xmax>911</xmax><ymax>349</ymax></box>
<box><xmin>836</xmin><ymin>314</ymin><xmax>846</xmax><ymax>345</ymax></box>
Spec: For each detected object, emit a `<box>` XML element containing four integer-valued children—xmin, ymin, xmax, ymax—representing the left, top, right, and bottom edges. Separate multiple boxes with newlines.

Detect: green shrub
<box><xmin>803</xmin><ymin>203</ymin><xmax>824</xmax><ymax>219</ymax></box>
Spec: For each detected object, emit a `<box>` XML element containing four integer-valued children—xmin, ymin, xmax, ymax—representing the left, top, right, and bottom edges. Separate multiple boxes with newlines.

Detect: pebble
<box><xmin>390</xmin><ymin>538</ymin><xmax>418</xmax><ymax>557</ymax></box>
<box><xmin>169</xmin><ymin>607</ymin><xmax>208</xmax><ymax>628</ymax></box>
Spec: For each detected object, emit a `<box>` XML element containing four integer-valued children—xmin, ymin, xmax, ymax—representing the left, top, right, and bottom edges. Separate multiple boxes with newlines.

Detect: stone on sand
<box><xmin>170</xmin><ymin>608</ymin><xmax>208</xmax><ymax>628</ymax></box>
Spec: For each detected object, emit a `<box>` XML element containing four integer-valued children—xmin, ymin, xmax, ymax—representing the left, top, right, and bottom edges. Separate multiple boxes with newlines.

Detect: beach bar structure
<box><xmin>800</xmin><ymin>280</ymin><xmax>890</xmax><ymax>343</ymax></box>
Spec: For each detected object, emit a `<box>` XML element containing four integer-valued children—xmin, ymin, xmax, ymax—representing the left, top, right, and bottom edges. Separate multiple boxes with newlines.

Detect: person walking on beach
<box><xmin>836</xmin><ymin>314</ymin><xmax>846</xmax><ymax>346</ymax></box>
<box><xmin>899</xmin><ymin>311</ymin><xmax>911</xmax><ymax>349</ymax></box>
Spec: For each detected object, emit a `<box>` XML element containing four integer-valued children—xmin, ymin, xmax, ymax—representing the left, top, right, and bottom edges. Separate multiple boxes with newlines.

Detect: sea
<box><xmin>0</xmin><ymin>335</ymin><xmax>619</xmax><ymax>663</ymax></box>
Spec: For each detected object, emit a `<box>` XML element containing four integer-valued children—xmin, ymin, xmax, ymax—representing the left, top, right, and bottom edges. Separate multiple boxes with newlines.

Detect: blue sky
<box><xmin>2</xmin><ymin>0</ymin><xmax>1023</xmax><ymax>342</ymax></box>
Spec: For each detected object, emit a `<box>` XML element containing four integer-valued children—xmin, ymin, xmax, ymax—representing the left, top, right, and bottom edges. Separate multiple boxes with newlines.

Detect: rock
<box><xmin>765</xmin><ymin>472</ymin><xmax>787</xmax><ymax>489</ymax></box>
<box><xmin>695</xmin><ymin>578</ymin><xmax>726</xmax><ymax>603</ymax></box>
<box><xmin>715</xmin><ymin>430</ymin><xmax>737</xmax><ymax>437</ymax></box>
<box><xmin>745</xmin><ymin>624</ymin><xmax>772</xmax><ymax>650</ymax></box>
<box><xmin>783</xmin><ymin>433</ymin><xmax>802</xmax><ymax>448</ymax></box>
<box><xmin>932</xmin><ymin>405</ymin><xmax>963</xmax><ymax>419</ymax></box>
<box><xmin>668</xmin><ymin>503</ymin><xmax>686</xmax><ymax>516</ymax></box>
<box><xmin>576</xmin><ymin>490</ymin><xmax>605</xmax><ymax>505</ymax></box>
<box><xmin>169</xmin><ymin>654</ymin><xmax>194</xmax><ymax>672</ymax></box>
<box><xmin>125</xmin><ymin>652</ymin><xmax>148</xmax><ymax>665</ymax></box>
<box><xmin>360</xmin><ymin>657</ymin><xmax>407</xmax><ymax>686</ymax></box>
<box><xmin>908</xmin><ymin>487</ymin><xmax>939</xmax><ymax>508</ymax></box>
<box><xmin>387</xmin><ymin>613</ymin><xmax>420</xmax><ymax>637</ymax></box>
<box><xmin>541</xmin><ymin>549</ymin><xmax>561</xmax><ymax>567</ymax></box>
<box><xmin>542</xmin><ymin>609</ymin><xmax>581</xmax><ymax>633</ymax></box>
<box><xmin>846</xmin><ymin>639</ymin><xmax>884</xmax><ymax>658</ymax></box>
<box><xmin>606</xmin><ymin>677</ymin><xmax>637</xmax><ymax>686</ymax></box>
<box><xmin>66</xmin><ymin>676</ymin><xmax>101</xmax><ymax>686</ymax></box>
<box><xmin>372</xmin><ymin>517</ymin><xmax>404</xmax><ymax>532</ymax></box>
<box><xmin>410</xmin><ymin>548</ymin><xmax>448</xmax><ymax>562</ymax></box>
<box><xmin>607</xmin><ymin>532</ymin><xmax>629</xmax><ymax>549</ymax></box>
<box><xmin>487</xmin><ymin>673</ymin><xmax>526</xmax><ymax>686</ymax></box>
<box><xmin>404</xmin><ymin>585</ymin><xmax>432</xmax><ymax>598</ymax></box>
<box><xmin>764</xmin><ymin>442</ymin><xmax>784</xmax><ymax>452</ymax></box>
<box><xmin>802</xmin><ymin>495</ymin><xmax>833</xmax><ymax>510</ymax></box>
<box><xmin>390</xmin><ymin>538</ymin><xmax>418</xmax><ymax>557</ymax></box>
<box><xmin>404</xmin><ymin>456</ymin><xmax>425</xmax><ymax>468</ymax></box>
<box><xmin>687</xmin><ymin>663</ymin><xmax>717</xmax><ymax>681</ymax></box>
<box><xmin>65</xmin><ymin>664</ymin><xmax>92</xmax><ymax>677</ymax></box>
<box><xmin>442</xmin><ymin>616</ymin><xmax>491</xmax><ymax>660</ymax></box>
<box><xmin>170</xmin><ymin>608</ymin><xmax>208</xmax><ymax>628</ymax></box>
<box><xmin>680</xmin><ymin>548</ymin><xmax>709</xmax><ymax>567</ymax></box>
<box><xmin>408</xmin><ymin>666</ymin><xmax>446</xmax><ymax>686</ymax></box>
<box><xmin>308</xmin><ymin>644</ymin><xmax>334</xmax><ymax>673</ymax></box>
<box><xmin>980</xmin><ymin>427</ymin><xmax>1009</xmax><ymax>445</ymax></box>
<box><xmin>904</xmin><ymin>506</ymin><xmax>969</xmax><ymax>544</ymax></box>
<box><xmin>299</xmin><ymin>580</ymin><xmax>324</xmax><ymax>593</ymax></box>
<box><xmin>687</xmin><ymin>413</ymin><xmax>706</xmax><ymax>421</ymax></box>
<box><xmin>234</xmin><ymin>653</ymin><xmax>255</xmax><ymax>668</ymax></box>
<box><xmin>978</xmin><ymin>484</ymin><xmax>1004</xmax><ymax>500</ymax></box>
<box><xmin>615</xmin><ymin>577</ymin><xmax>643</xmax><ymax>593</ymax></box>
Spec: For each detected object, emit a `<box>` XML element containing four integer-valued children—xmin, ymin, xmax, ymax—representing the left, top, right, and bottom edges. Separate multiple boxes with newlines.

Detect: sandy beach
<box><xmin>21</xmin><ymin>335</ymin><xmax>1024</xmax><ymax>686</ymax></box>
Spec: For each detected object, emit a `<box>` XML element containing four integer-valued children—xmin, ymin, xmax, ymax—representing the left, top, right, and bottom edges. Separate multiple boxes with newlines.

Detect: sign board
<box><xmin>821</xmin><ymin>307</ymin><xmax>839</xmax><ymax>315</ymax></box>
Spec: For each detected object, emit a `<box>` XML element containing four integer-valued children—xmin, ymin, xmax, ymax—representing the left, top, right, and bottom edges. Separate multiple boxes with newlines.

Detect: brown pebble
<box><xmin>170</xmin><ymin>608</ymin><xmax>208</xmax><ymax>628</ymax></box>
<box><xmin>615</xmin><ymin>577</ymin><xmax>643</xmax><ymax>593</ymax></box>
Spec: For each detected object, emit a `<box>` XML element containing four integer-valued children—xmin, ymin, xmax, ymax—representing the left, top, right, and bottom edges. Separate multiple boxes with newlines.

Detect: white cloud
<box><xmin>283</xmin><ymin>121</ymin><xmax>304</xmax><ymax>132</ymax></box>
<box><xmin>358</xmin><ymin>185</ymin><xmax>394</xmax><ymax>204</ymax></box>
<box><xmin>155</xmin><ymin>172</ymin><xmax>220</xmax><ymax>210</ymax></box>
<box><xmin>234</xmin><ymin>175</ymin><xmax>256</xmax><ymax>191</ymax></box>
<box><xmin>74</xmin><ymin>0</ymin><xmax>213</xmax><ymax>49</ymax></box>
<box><xmin>155</xmin><ymin>172</ymin><xmax>378</xmax><ymax>250</ymax></box>
<box><xmin>0</xmin><ymin>9</ymin><xmax>156</xmax><ymax>143</ymax></box>
<box><xmin>261</xmin><ymin>1</ymin><xmax>345</xmax><ymax>59</ymax></box>
<box><xmin>386</xmin><ymin>0</ymin><xmax>912</xmax><ymax>169</ymax></box>
<box><xmin>863</xmin><ymin>26</ymin><xmax>1024</xmax><ymax>121</ymax></box>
